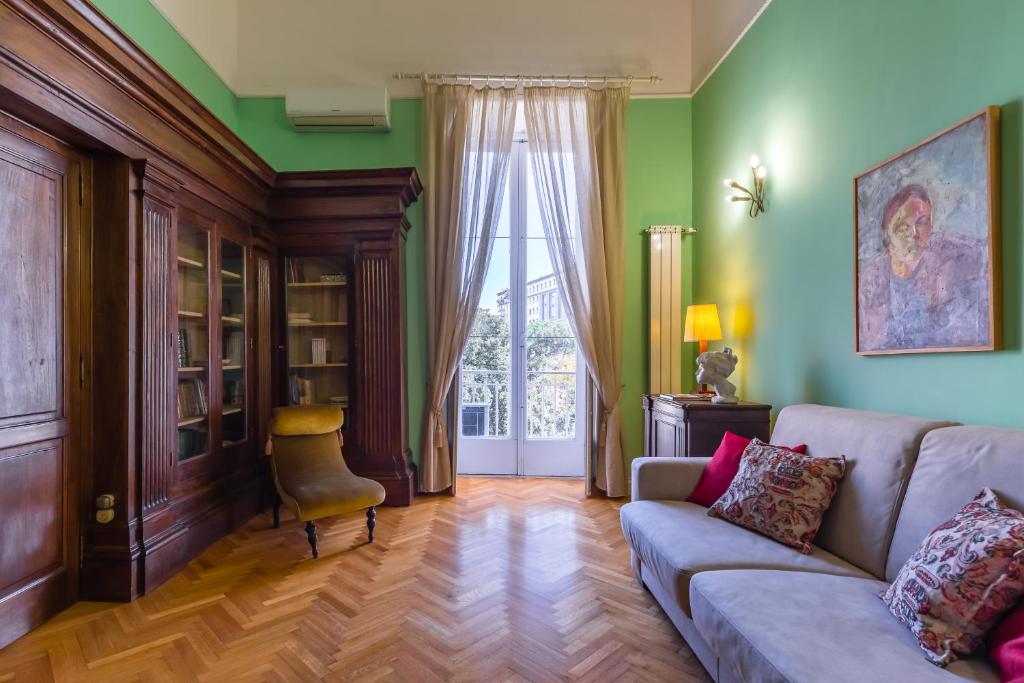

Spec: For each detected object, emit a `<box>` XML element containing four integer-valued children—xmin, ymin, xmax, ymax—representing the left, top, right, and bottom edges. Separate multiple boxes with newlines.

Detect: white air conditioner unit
<box><xmin>285</xmin><ymin>87</ymin><xmax>391</xmax><ymax>132</ymax></box>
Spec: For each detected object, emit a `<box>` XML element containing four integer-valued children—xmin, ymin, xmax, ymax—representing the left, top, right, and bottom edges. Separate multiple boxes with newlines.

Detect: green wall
<box><xmin>237</xmin><ymin>98</ymin><xmax>429</xmax><ymax>464</ymax></box>
<box><xmin>240</xmin><ymin>97</ymin><xmax>693</xmax><ymax>462</ymax></box>
<box><xmin>693</xmin><ymin>0</ymin><xmax>1024</xmax><ymax>428</ymax></box>
<box><xmin>85</xmin><ymin>1</ymin><xmax>695</xmax><ymax>464</ymax></box>
<box><xmin>625</xmin><ymin>99</ymin><xmax>695</xmax><ymax>455</ymax></box>
<box><xmin>91</xmin><ymin>0</ymin><xmax>240</xmax><ymax>132</ymax></box>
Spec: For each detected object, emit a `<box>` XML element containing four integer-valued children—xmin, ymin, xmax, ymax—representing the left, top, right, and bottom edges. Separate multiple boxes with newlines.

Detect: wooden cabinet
<box><xmin>0</xmin><ymin>0</ymin><xmax>421</xmax><ymax>628</ymax></box>
<box><xmin>641</xmin><ymin>395</ymin><xmax>772</xmax><ymax>458</ymax></box>
<box><xmin>271</xmin><ymin>169</ymin><xmax>422</xmax><ymax>507</ymax></box>
<box><xmin>129</xmin><ymin>178</ymin><xmax>270</xmax><ymax>597</ymax></box>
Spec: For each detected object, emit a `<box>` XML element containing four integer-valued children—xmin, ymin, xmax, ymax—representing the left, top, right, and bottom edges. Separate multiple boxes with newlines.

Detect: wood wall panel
<box><xmin>0</xmin><ymin>146</ymin><xmax>63</xmax><ymax>428</ymax></box>
<box><xmin>256</xmin><ymin>253</ymin><xmax>272</xmax><ymax>451</ymax></box>
<box><xmin>0</xmin><ymin>119</ymin><xmax>79</xmax><ymax>648</ymax></box>
<box><xmin>139</xmin><ymin>197</ymin><xmax>174</xmax><ymax>512</ymax></box>
<box><xmin>0</xmin><ymin>442</ymin><xmax>63</xmax><ymax>591</ymax></box>
<box><xmin>356</xmin><ymin>252</ymin><xmax>395</xmax><ymax>455</ymax></box>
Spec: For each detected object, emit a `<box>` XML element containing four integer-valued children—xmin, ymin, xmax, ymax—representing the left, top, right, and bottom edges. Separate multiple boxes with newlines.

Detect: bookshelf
<box><xmin>221</xmin><ymin>238</ymin><xmax>247</xmax><ymax>447</ymax></box>
<box><xmin>285</xmin><ymin>256</ymin><xmax>351</xmax><ymax>413</ymax></box>
<box><xmin>176</xmin><ymin>220</ymin><xmax>210</xmax><ymax>461</ymax></box>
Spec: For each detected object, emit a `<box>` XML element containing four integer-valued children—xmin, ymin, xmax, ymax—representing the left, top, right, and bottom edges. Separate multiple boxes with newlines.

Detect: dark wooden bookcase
<box><xmin>270</xmin><ymin>169</ymin><xmax>422</xmax><ymax>506</ymax></box>
<box><xmin>0</xmin><ymin>2</ymin><xmax>422</xmax><ymax>639</ymax></box>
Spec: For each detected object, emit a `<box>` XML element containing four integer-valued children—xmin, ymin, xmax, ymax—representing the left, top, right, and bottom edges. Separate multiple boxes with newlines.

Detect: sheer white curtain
<box><xmin>523</xmin><ymin>86</ymin><xmax>629</xmax><ymax>497</ymax></box>
<box><xmin>420</xmin><ymin>83</ymin><xmax>518</xmax><ymax>494</ymax></box>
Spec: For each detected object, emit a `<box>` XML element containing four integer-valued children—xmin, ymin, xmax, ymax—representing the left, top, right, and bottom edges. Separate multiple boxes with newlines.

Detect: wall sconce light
<box><xmin>723</xmin><ymin>155</ymin><xmax>768</xmax><ymax>218</ymax></box>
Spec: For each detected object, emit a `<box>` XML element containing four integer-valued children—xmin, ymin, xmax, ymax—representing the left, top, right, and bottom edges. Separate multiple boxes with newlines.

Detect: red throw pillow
<box><xmin>989</xmin><ymin>603</ymin><xmax>1024</xmax><ymax>682</ymax></box>
<box><xmin>686</xmin><ymin>431</ymin><xmax>806</xmax><ymax>507</ymax></box>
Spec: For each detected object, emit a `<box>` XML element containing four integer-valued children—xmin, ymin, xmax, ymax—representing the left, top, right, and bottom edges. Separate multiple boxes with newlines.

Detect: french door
<box><xmin>457</xmin><ymin>141</ymin><xmax>585</xmax><ymax>477</ymax></box>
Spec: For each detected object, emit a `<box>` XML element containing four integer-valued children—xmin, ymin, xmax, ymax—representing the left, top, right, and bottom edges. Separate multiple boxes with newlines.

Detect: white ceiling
<box><xmin>149</xmin><ymin>0</ymin><xmax>768</xmax><ymax>98</ymax></box>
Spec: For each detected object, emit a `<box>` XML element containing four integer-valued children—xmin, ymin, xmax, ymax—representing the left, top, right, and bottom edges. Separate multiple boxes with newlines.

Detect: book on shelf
<box><xmin>177</xmin><ymin>377</ymin><xmax>209</xmax><ymax>421</ymax></box>
<box><xmin>176</xmin><ymin>328</ymin><xmax>190</xmax><ymax>367</ymax></box>
<box><xmin>311</xmin><ymin>337</ymin><xmax>329</xmax><ymax>365</ymax></box>
<box><xmin>319</xmin><ymin>272</ymin><xmax>347</xmax><ymax>285</ymax></box>
<box><xmin>327</xmin><ymin>395</ymin><xmax>349</xmax><ymax>408</ymax></box>
<box><xmin>289</xmin><ymin>374</ymin><xmax>314</xmax><ymax>405</ymax></box>
<box><xmin>224</xmin><ymin>379</ymin><xmax>243</xmax><ymax>406</ymax></box>
<box><xmin>287</xmin><ymin>259</ymin><xmax>306</xmax><ymax>283</ymax></box>
<box><xmin>658</xmin><ymin>393</ymin><xmax>713</xmax><ymax>401</ymax></box>
<box><xmin>288</xmin><ymin>311</ymin><xmax>314</xmax><ymax>324</ymax></box>
<box><xmin>222</xmin><ymin>329</ymin><xmax>244</xmax><ymax>367</ymax></box>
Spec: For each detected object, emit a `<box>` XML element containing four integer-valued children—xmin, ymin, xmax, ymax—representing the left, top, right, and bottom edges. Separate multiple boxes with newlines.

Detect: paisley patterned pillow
<box><xmin>880</xmin><ymin>488</ymin><xmax>1024</xmax><ymax>667</ymax></box>
<box><xmin>707</xmin><ymin>439</ymin><xmax>846</xmax><ymax>554</ymax></box>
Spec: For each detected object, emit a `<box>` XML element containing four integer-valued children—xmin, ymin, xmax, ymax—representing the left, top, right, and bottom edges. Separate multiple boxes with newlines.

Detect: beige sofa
<box><xmin>620</xmin><ymin>404</ymin><xmax>1024</xmax><ymax>683</ymax></box>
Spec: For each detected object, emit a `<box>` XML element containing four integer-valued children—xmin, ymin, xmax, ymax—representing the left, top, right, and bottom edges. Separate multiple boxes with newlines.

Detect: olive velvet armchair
<box><xmin>266</xmin><ymin>405</ymin><xmax>385</xmax><ymax>558</ymax></box>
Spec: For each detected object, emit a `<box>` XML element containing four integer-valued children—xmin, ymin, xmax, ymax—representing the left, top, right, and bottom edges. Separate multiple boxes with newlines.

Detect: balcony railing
<box><xmin>460</xmin><ymin>368</ymin><xmax>576</xmax><ymax>439</ymax></box>
<box><xmin>461</xmin><ymin>369</ymin><xmax>510</xmax><ymax>438</ymax></box>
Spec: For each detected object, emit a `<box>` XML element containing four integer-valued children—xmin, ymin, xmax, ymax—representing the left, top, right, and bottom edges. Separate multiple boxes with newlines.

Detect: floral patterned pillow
<box><xmin>880</xmin><ymin>488</ymin><xmax>1024</xmax><ymax>667</ymax></box>
<box><xmin>707</xmin><ymin>439</ymin><xmax>846</xmax><ymax>554</ymax></box>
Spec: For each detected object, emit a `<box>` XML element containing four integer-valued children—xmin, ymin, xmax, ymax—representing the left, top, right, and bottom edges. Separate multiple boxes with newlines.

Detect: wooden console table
<box><xmin>641</xmin><ymin>395</ymin><xmax>772</xmax><ymax>458</ymax></box>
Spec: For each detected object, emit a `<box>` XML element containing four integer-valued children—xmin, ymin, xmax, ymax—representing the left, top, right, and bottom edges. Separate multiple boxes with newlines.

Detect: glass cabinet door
<box><xmin>285</xmin><ymin>256</ymin><xmax>351</xmax><ymax>416</ymax></box>
<box><xmin>176</xmin><ymin>222</ymin><xmax>210</xmax><ymax>460</ymax></box>
<box><xmin>221</xmin><ymin>239</ymin><xmax>247</xmax><ymax>446</ymax></box>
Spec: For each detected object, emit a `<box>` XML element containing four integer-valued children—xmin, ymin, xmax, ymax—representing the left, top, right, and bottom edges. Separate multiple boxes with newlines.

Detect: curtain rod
<box><xmin>393</xmin><ymin>72</ymin><xmax>661</xmax><ymax>85</ymax></box>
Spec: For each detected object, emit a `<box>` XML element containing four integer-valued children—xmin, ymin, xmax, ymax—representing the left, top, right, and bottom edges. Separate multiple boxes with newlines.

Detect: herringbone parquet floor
<box><xmin>0</xmin><ymin>478</ymin><xmax>710</xmax><ymax>682</ymax></box>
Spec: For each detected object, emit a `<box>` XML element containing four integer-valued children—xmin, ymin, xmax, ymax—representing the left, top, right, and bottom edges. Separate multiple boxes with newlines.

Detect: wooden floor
<box><xmin>0</xmin><ymin>478</ymin><xmax>709</xmax><ymax>682</ymax></box>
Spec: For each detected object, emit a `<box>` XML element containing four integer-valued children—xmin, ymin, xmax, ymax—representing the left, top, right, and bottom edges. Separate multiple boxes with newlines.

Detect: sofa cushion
<box><xmin>770</xmin><ymin>404</ymin><xmax>953</xmax><ymax>578</ymax></box>
<box><xmin>882</xmin><ymin>488</ymin><xmax>1024</xmax><ymax>666</ymax></box>
<box><xmin>619</xmin><ymin>500</ymin><xmax>871</xmax><ymax>616</ymax></box>
<box><xmin>708</xmin><ymin>439</ymin><xmax>846</xmax><ymax>554</ymax></box>
<box><xmin>887</xmin><ymin>425</ymin><xmax>1024</xmax><ymax>582</ymax></box>
<box><xmin>690</xmin><ymin>570</ymin><xmax>998</xmax><ymax>683</ymax></box>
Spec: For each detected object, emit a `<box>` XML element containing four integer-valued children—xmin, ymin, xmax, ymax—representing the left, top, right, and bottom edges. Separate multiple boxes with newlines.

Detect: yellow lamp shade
<box><xmin>684</xmin><ymin>304</ymin><xmax>723</xmax><ymax>342</ymax></box>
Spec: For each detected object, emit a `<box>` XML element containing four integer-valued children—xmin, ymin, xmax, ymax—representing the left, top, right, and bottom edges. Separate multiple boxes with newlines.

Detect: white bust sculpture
<box><xmin>695</xmin><ymin>347</ymin><xmax>739</xmax><ymax>404</ymax></box>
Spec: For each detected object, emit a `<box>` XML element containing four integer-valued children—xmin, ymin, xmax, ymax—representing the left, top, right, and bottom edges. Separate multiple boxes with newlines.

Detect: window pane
<box><xmin>526</xmin><ymin>371</ymin><xmax>576</xmax><ymax>439</ymax></box>
<box><xmin>461</xmin><ymin>236</ymin><xmax>511</xmax><ymax>437</ymax></box>
<box><xmin>523</xmin><ymin>219</ymin><xmax>577</xmax><ymax>440</ymax></box>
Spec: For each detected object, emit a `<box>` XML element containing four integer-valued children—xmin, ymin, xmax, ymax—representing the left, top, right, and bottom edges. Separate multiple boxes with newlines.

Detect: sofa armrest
<box><xmin>631</xmin><ymin>457</ymin><xmax>711</xmax><ymax>502</ymax></box>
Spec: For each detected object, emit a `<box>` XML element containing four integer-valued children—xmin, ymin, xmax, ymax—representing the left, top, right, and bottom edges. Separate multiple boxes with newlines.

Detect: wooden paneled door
<box><xmin>0</xmin><ymin>116</ymin><xmax>88</xmax><ymax>648</ymax></box>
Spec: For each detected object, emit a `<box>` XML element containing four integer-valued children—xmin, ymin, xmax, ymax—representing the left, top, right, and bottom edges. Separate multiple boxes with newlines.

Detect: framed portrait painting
<box><xmin>854</xmin><ymin>106</ymin><xmax>1001</xmax><ymax>355</ymax></box>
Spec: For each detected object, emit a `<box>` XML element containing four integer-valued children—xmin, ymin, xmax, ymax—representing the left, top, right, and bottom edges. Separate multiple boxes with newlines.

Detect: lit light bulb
<box><xmin>755</xmin><ymin>166</ymin><xmax>767</xmax><ymax>180</ymax></box>
<box><xmin>749</xmin><ymin>154</ymin><xmax>760</xmax><ymax>168</ymax></box>
<box><xmin>722</xmin><ymin>178</ymin><xmax>734</xmax><ymax>188</ymax></box>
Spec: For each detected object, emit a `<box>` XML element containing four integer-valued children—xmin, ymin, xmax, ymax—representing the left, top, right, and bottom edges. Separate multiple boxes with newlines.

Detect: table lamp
<box><xmin>684</xmin><ymin>303</ymin><xmax>723</xmax><ymax>393</ymax></box>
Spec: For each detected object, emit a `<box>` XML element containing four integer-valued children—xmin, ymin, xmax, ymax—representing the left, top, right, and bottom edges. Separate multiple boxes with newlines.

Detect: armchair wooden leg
<box><xmin>366</xmin><ymin>507</ymin><xmax>376</xmax><ymax>543</ymax></box>
<box><xmin>305</xmin><ymin>521</ymin><xmax>318</xmax><ymax>558</ymax></box>
<box><xmin>273</xmin><ymin>494</ymin><xmax>281</xmax><ymax>529</ymax></box>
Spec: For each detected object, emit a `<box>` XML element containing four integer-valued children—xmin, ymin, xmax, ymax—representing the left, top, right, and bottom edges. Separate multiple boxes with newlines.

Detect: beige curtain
<box><xmin>420</xmin><ymin>83</ymin><xmax>518</xmax><ymax>494</ymax></box>
<box><xmin>523</xmin><ymin>86</ymin><xmax>629</xmax><ymax>497</ymax></box>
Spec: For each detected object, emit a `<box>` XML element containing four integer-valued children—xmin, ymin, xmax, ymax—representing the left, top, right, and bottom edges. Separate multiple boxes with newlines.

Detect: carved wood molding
<box><xmin>138</xmin><ymin>196</ymin><xmax>174</xmax><ymax>513</ymax></box>
<box><xmin>270</xmin><ymin>168</ymin><xmax>423</xmax><ymax>223</ymax></box>
<box><xmin>0</xmin><ymin>0</ymin><xmax>273</xmax><ymax>217</ymax></box>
